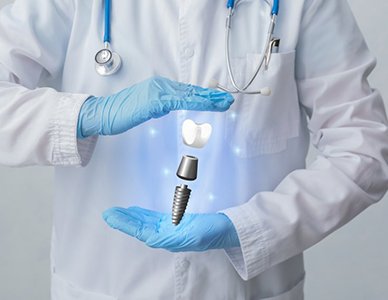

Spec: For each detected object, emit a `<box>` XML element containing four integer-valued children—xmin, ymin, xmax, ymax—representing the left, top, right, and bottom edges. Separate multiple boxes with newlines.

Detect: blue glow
<box><xmin>180</xmin><ymin>110</ymin><xmax>188</xmax><ymax>117</ymax></box>
<box><xmin>208</xmin><ymin>193</ymin><xmax>215</xmax><ymax>202</ymax></box>
<box><xmin>163</xmin><ymin>168</ymin><xmax>171</xmax><ymax>176</ymax></box>
<box><xmin>149</xmin><ymin>128</ymin><xmax>157</xmax><ymax>137</ymax></box>
<box><xmin>230</xmin><ymin>112</ymin><xmax>238</xmax><ymax>120</ymax></box>
<box><xmin>234</xmin><ymin>147</ymin><xmax>241</xmax><ymax>155</ymax></box>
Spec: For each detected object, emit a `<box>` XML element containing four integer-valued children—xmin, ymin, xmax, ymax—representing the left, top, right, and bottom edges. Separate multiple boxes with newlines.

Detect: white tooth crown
<box><xmin>182</xmin><ymin>119</ymin><xmax>213</xmax><ymax>148</ymax></box>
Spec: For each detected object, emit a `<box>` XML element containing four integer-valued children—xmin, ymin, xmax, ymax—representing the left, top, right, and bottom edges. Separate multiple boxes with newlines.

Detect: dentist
<box><xmin>0</xmin><ymin>0</ymin><xmax>387</xmax><ymax>299</ymax></box>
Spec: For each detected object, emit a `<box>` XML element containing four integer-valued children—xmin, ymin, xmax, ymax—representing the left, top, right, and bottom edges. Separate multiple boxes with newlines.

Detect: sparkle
<box><xmin>163</xmin><ymin>168</ymin><xmax>171</xmax><ymax>176</ymax></box>
<box><xmin>230</xmin><ymin>112</ymin><xmax>238</xmax><ymax>120</ymax></box>
<box><xmin>208</xmin><ymin>193</ymin><xmax>215</xmax><ymax>202</ymax></box>
<box><xmin>234</xmin><ymin>147</ymin><xmax>242</xmax><ymax>155</ymax></box>
<box><xmin>149</xmin><ymin>128</ymin><xmax>157</xmax><ymax>137</ymax></box>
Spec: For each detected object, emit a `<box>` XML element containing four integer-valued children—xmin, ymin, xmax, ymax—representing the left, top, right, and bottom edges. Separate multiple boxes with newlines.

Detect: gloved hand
<box><xmin>102</xmin><ymin>206</ymin><xmax>240</xmax><ymax>252</ymax></box>
<box><xmin>77</xmin><ymin>76</ymin><xmax>234</xmax><ymax>138</ymax></box>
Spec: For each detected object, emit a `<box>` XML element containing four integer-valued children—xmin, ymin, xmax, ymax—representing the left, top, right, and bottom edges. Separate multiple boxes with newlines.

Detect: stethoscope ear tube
<box><xmin>222</xmin><ymin>0</ymin><xmax>279</xmax><ymax>95</ymax></box>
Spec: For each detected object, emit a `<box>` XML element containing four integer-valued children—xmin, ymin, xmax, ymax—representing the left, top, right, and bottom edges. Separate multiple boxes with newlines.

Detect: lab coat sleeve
<box><xmin>221</xmin><ymin>0</ymin><xmax>388</xmax><ymax>280</ymax></box>
<box><xmin>0</xmin><ymin>0</ymin><xmax>97</xmax><ymax>167</ymax></box>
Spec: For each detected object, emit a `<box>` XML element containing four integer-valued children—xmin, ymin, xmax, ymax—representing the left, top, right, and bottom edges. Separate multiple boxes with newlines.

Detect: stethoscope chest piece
<box><xmin>95</xmin><ymin>48</ymin><xmax>122</xmax><ymax>76</ymax></box>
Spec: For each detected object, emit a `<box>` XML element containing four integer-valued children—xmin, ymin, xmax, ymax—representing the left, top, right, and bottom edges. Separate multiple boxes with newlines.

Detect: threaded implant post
<box><xmin>172</xmin><ymin>184</ymin><xmax>192</xmax><ymax>225</ymax></box>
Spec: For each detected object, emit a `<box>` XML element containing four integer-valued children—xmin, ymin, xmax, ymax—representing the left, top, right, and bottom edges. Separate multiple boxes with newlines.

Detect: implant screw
<box><xmin>172</xmin><ymin>184</ymin><xmax>192</xmax><ymax>225</ymax></box>
<box><xmin>172</xmin><ymin>155</ymin><xmax>198</xmax><ymax>225</ymax></box>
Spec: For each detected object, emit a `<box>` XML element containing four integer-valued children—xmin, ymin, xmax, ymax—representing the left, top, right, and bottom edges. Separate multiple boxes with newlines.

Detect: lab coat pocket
<box><xmin>51</xmin><ymin>272</ymin><xmax>117</xmax><ymax>300</ymax></box>
<box><xmin>224</xmin><ymin>50</ymin><xmax>300</xmax><ymax>158</ymax></box>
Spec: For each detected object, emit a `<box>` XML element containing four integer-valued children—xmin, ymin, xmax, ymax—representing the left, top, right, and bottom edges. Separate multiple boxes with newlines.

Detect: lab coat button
<box><xmin>183</xmin><ymin>47</ymin><xmax>194</xmax><ymax>58</ymax></box>
<box><xmin>181</xmin><ymin>259</ymin><xmax>190</xmax><ymax>269</ymax></box>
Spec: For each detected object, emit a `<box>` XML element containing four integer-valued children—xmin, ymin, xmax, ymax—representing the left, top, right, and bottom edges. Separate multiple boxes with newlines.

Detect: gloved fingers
<box><xmin>145</xmin><ymin>228</ymin><xmax>189</xmax><ymax>252</ymax></box>
<box><xmin>184</xmin><ymin>90</ymin><xmax>234</xmax><ymax>111</ymax></box>
<box><xmin>161</xmin><ymin>78</ymin><xmax>222</xmax><ymax>101</ymax></box>
<box><xmin>128</xmin><ymin>206</ymin><xmax>165</xmax><ymax>220</ymax></box>
<box><xmin>103</xmin><ymin>208</ymin><xmax>241</xmax><ymax>251</ymax></box>
<box><xmin>107</xmin><ymin>206</ymin><xmax>161</xmax><ymax>224</ymax></box>
<box><xmin>160</xmin><ymin>92</ymin><xmax>234</xmax><ymax>113</ymax></box>
<box><xmin>149</xmin><ymin>76</ymin><xmax>202</xmax><ymax>95</ymax></box>
<box><xmin>103</xmin><ymin>207</ymin><xmax>160</xmax><ymax>242</ymax></box>
<box><xmin>103</xmin><ymin>207</ymin><xmax>143</xmax><ymax>236</ymax></box>
<box><xmin>174</xmin><ymin>81</ymin><xmax>233</xmax><ymax>104</ymax></box>
<box><xmin>144</xmin><ymin>214</ymin><xmax>203</xmax><ymax>252</ymax></box>
<box><xmin>153</xmin><ymin>77</ymin><xmax>234</xmax><ymax>112</ymax></box>
<box><xmin>149</xmin><ymin>213</ymin><xmax>240</xmax><ymax>251</ymax></box>
<box><xmin>165</xmin><ymin>232</ymin><xmax>209</xmax><ymax>252</ymax></box>
<box><xmin>154</xmin><ymin>77</ymin><xmax>189</xmax><ymax>94</ymax></box>
<box><xmin>147</xmin><ymin>236</ymin><xmax>186</xmax><ymax>252</ymax></box>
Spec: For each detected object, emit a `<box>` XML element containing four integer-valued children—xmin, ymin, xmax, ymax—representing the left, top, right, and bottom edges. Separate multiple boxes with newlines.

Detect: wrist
<box><xmin>221</xmin><ymin>213</ymin><xmax>241</xmax><ymax>248</ymax></box>
<box><xmin>77</xmin><ymin>96</ymin><xmax>102</xmax><ymax>139</ymax></box>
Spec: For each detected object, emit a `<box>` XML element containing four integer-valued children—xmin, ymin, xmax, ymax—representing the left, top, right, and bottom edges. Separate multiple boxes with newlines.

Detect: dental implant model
<box><xmin>171</xmin><ymin>119</ymin><xmax>212</xmax><ymax>225</ymax></box>
<box><xmin>172</xmin><ymin>155</ymin><xmax>198</xmax><ymax>225</ymax></box>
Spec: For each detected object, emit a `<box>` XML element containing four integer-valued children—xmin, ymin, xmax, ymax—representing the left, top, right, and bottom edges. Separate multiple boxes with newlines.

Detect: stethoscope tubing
<box><xmin>96</xmin><ymin>0</ymin><xmax>280</xmax><ymax>92</ymax></box>
<box><xmin>228</xmin><ymin>0</ymin><xmax>279</xmax><ymax>14</ymax></box>
<box><xmin>225</xmin><ymin>11</ymin><xmax>275</xmax><ymax>94</ymax></box>
<box><xmin>104</xmin><ymin>0</ymin><xmax>111</xmax><ymax>44</ymax></box>
<box><xmin>222</xmin><ymin>0</ymin><xmax>279</xmax><ymax>95</ymax></box>
<box><xmin>95</xmin><ymin>0</ymin><xmax>122</xmax><ymax>76</ymax></box>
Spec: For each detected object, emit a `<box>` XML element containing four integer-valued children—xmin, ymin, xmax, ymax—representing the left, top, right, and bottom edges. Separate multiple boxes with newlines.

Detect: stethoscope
<box><xmin>95</xmin><ymin>0</ymin><xmax>122</xmax><ymax>76</ymax></box>
<box><xmin>95</xmin><ymin>0</ymin><xmax>280</xmax><ymax>96</ymax></box>
<box><xmin>210</xmin><ymin>0</ymin><xmax>280</xmax><ymax>96</ymax></box>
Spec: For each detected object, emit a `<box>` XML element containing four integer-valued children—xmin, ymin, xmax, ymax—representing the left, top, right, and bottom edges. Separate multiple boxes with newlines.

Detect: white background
<box><xmin>0</xmin><ymin>0</ymin><xmax>387</xmax><ymax>299</ymax></box>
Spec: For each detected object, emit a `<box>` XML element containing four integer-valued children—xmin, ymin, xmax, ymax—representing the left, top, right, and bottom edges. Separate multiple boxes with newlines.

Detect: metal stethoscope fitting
<box><xmin>172</xmin><ymin>155</ymin><xmax>199</xmax><ymax>225</ymax></box>
<box><xmin>95</xmin><ymin>43</ymin><xmax>122</xmax><ymax>76</ymax></box>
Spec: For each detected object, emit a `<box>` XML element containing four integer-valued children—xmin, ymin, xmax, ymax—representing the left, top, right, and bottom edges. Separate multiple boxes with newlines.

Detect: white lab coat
<box><xmin>0</xmin><ymin>0</ymin><xmax>387</xmax><ymax>299</ymax></box>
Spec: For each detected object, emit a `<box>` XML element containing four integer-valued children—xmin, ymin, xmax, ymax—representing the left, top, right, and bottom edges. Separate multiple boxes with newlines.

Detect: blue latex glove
<box><xmin>77</xmin><ymin>76</ymin><xmax>234</xmax><ymax>138</ymax></box>
<box><xmin>102</xmin><ymin>207</ymin><xmax>240</xmax><ymax>252</ymax></box>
